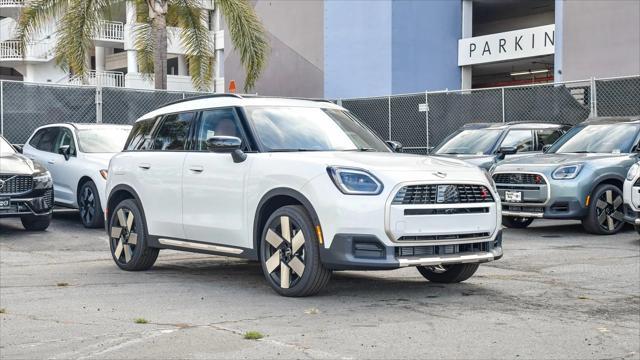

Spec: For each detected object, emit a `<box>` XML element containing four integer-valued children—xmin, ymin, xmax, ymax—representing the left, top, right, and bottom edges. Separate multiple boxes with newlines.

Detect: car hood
<box><xmin>433</xmin><ymin>154</ymin><xmax>495</xmax><ymax>168</ymax></box>
<box><xmin>498</xmin><ymin>153</ymin><xmax>633</xmax><ymax>166</ymax></box>
<box><xmin>0</xmin><ymin>153</ymin><xmax>46</xmax><ymax>175</ymax></box>
<box><xmin>80</xmin><ymin>152</ymin><xmax>119</xmax><ymax>167</ymax></box>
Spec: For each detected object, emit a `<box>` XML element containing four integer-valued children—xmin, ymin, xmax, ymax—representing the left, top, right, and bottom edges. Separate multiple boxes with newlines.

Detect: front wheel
<box><xmin>20</xmin><ymin>213</ymin><xmax>51</xmax><ymax>231</ymax></box>
<box><xmin>109</xmin><ymin>199</ymin><xmax>159</xmax><ymax>271</ymax></box>
<box><xmin>635</xmin><ymin>225</ymin><xmax>640</xmax><ymax>235</ymax></box>
<box><xmin>78</xmin><ymin>180</ymin><xmax>104</xmax><ymax>228</ymax></box>
<box><xmin>582</xmin><ymin>184</ymin><xmax>625</xmax><ymax>235</ymax></box>
<box><xmin>502</xmin><ymin>216</ymin><xmax>534</xmax><ymax>229</ymax></box>
<box><xmin>260</xmin><ymin>205</ymin><xmax>331</xmax><ymax>297</ymax></box>
<box><xmin>417</xmin><ymin>263</ymin><xmax>479</xmax><ymax>283</ymax></box>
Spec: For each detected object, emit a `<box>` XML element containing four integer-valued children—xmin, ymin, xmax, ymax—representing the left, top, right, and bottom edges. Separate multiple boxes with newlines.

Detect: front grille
<box><xmin>398</xmin><ymin>232</ymin><xmax>491</xmax><ymax>242</ymax></box>
<box><xmin>0</xmin><ymin>175</ymin><xmax>34</xmax><ymax>194</ymax></box>
<box><xmin>493</xmin><ymin>173</ymin><xmax>546</xmax><ymax>185</ymax></box>
<box><xmin>392</xmin><ymin>184</ymin><xmax>494</xmax><ymax>205</ymax></box>
<box><xmin>396</xmin><ymin>241</ymin><xmax>493</xmax><ymax>257</ymax></box>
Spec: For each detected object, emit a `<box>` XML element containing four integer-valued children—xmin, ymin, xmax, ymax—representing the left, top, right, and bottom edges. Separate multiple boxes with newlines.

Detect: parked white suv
<box><xmin>23</xmin><ymin>123</ymin><xmax>132</xmax><ymax>227</ymax></box>
<box><xmin>624</xmin><ymin>162</ymin><xmax>640</xmax><ymax>233</ymax></box>
<box><xmin>105</xmin><ymin>95</ymin><xmax>503</xmax><ymax>296</ymax></box>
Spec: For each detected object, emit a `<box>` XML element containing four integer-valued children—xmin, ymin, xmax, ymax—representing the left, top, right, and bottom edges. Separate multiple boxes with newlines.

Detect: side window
<box><xmin>29</xmin><ymin>129</ymin><xmax>45</xmax><ymax>148</ymax></box>
<box><xmin>126</xmin><ymin>118</ymin><xmax>158</xmax><ymax>151</ymax></box>
<box><xmin>153</xmin><ymin>112</ymin><xmax>194</xmax><ymax>151</ymax></box>
<box><xmin>56</xmin><ymin>128</ymin><xmax>76</xmax><ymax>155</ymax></box>
<box><xmin>536</xmin><ymin>129</ymin><xmax>563</xmax><ymax>150</ymax></box>
<box><xmin>196</xmin><ymin>108</ymin><xmax>247</xmax><ymax>151</ymax></box>
<box><xmin>501</xmin><ymin>130</ymin><xmax>533</xmax><ymax>152</ymax></box>
<box><xmin>35</xmin><ymin>127</ymin><xmax>61</xmax><ymax>153</ymax></box>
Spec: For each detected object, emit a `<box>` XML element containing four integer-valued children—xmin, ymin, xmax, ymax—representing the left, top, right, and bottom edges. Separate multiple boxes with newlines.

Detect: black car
<box><xmin>432</xmin><ymin>122</ymin><xmax>569</xmax><ymax>169</ymax></box>
<box><xmin>0</xmin><ymin>135</ymin><xmax>54</xmax><ymax>230</ymax></box>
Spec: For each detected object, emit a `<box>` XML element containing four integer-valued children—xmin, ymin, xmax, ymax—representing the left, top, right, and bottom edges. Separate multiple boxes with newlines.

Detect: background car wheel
<box><xmin>502</xmin><ymin>216</ymin><xmax>534</xmax><ymax>229</ymax></box>
<box><xmin>635</xmin><ymin>225</ymin><xmax>640</xmax><ymax>235</ymax></box>
<box><xmin>582</xmin><ymin>184</ymin><xmax>625</xmax><ymax>235</ymax></box>
<box><xmin>416</xmin><ymin>263</ymin><xmax>479</xmax><ymax>283</ymax></box>
<box><xmin>20</xmin><ymin>213</ymin><xmax>51</xmax><ymax>231</ymax></box>
<box><xmin>109</xmin><ymin>199</ymin><xmax>159</xmax><ymax>271</ymax></box>
<box><xmin>260</xmin><ymin>205</ymin><xmax>331</xmax><ymax>297</ymax></box>
<box><xmin>78</xmin><ymin>181</ymin><xmax>104</xmax><ymax>228</ymax></box>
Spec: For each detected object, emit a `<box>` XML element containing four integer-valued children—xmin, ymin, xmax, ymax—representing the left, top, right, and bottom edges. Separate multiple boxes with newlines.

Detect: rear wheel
<box><xmin>502</xmin><ymin>216</ymin><xmax>534</xmax><ymax>229</ymax></box>
<box><xmin>78</xmin><ymin>181</ymin><xmax>104</xmax><ymax>228</ymax></box>
<box><xmin>20</xmin><ymin>213</ymin><xmax>51</xmax><ymax>231</ymax></box>
<box><xmin>109</xmin><ymin>199</ymin><xmax>159</xmax><ymax>271</ymax></box>
<box><xmin>582</xmin><ymin>184</ymin><xmax>625</xmax><ymax>235</ymax></box>
<box><xmin>417</xmin><ymin>263</ymin><xmax>479</xmax><ymax>283</ymax></box>
<box><xmin>259</xmin><ymin>205</ymin><xmax>331</xmax><ymax>297</ymax></box>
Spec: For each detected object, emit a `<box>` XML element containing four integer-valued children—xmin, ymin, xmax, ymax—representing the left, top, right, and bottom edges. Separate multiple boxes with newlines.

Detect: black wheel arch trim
<box><xmin>253</xmin><ymin>188</ymin><xmax>321</xmax><ymax>261</ymax></box>
<box><xmin>106</xmin><ymin>184</ymin><xmax>148</xmax><ymax>236</ymax></box>
<box><xmin>588</xmin><ymin>174</ymin><xmax>625</xmax><ymax>200</ymax></box>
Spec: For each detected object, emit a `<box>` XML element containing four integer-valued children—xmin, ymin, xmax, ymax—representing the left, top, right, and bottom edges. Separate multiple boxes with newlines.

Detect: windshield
<box><xmin>77</xmin><ymin>128</ymin><xmax>131</xmax><ymax>153</ymax></box>
<box><xmin>434</xmin><ymin>129</ymin><xmax>502</xmax><ymax>155</ymax></box>
<box><xmin>0</xmin><ymin>137</ymin><xmax>15</xmax><ymax>155</ymax></box>
<box><xmin>244</xmin><ymin>106</ymin><xmax>390</xmax><ymax>152</ymax></box>
<box><xmin>548</xmin><ymin>124</ymin><xmax>640</xmax><ymax>154</ymax></box>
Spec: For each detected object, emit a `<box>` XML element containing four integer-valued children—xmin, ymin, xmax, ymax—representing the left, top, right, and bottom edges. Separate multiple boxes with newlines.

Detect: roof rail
<box><xmin>160</xmin><ymin>93</ymin><xmax>244</xmax><ymax>107</ymax></box>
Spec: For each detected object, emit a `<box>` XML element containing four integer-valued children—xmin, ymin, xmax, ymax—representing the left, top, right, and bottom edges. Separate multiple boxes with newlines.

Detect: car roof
<box><xmin>138</xmin><ymin>94</ymin><xmax>343</xmax><ymax>122</ymax></box>
<box><xmin>579</xmin><ymin>116</ymin><xmax>640</xmax><ymax>125</ymax></box>
<box><xmin>35</xmin><ymin>123</ymin><xmax>132</xmax><ymax>130</ymax></box>
<box><xmin>461</xmin><ymin>121</ymin><xmax>568</xmax><ymax>130</ymax></box>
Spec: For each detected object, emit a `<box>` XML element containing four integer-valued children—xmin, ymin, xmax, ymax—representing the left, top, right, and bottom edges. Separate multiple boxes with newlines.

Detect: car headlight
<box><xmin>627</xmin><ymin>163</ymin><xmax>640</xmax><ymax>181</ymax></box>
<box><xmin>327</xmin><ymin>167</ymin><xmax>383</xmax><ymax>195</ymax></box>
<box><xmin>552</xmin><ymin>164</ymin><xmax>583</xmax><ymax>180</ymax></box>
<box><xmin>33</xmin><ymin>171</ymin><xmax>53</xmax><ymax>189</ymax></box>
<box><xmin>482</xmin><ymin>169</ymin><xmax>497</xmax><ymax>192</ymax></box>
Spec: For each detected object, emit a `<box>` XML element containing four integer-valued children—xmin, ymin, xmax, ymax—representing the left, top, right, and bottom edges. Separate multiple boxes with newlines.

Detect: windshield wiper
<box><xmin>268</xmin><ymin>149</ymin><xmax>323</xmax><ymax>152</ymax></box>
<box><xmin>343</xmin><ymin>147</ymin><xmax>377</xmax><ymax>152</ymax></box>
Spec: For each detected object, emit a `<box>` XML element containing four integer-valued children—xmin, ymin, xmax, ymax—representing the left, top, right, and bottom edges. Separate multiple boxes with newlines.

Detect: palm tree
<box><xmin>15</xmin><ymin>0</ymin><xmax>268</xmax><ymax>92</ymax></box>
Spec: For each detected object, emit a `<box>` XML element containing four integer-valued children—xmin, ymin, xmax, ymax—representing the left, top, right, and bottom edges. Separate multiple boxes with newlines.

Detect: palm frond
<box><xmin>15</xmin><ymin>0</ymin><xmax>68</xmax><ymax>48</ymax></box>
<box><xmin>132</xmin><ymin>20</ymin><xmax>156</xmax><ymax>79</ymax></box>
<box><xmin>216</xmin><ymin>0</ymin><xmax>268</xmax><ymax>92</ymax></box>
<box><xmin>169</xmin><ymin>0</ymin><xmax>213</xmax><ymax>91</ymax></box>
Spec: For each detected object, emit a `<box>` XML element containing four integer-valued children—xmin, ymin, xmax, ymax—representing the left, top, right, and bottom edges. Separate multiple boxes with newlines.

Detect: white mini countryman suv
<box><xmin>105</xmin><ymin>95</ymin><xmax>503</xmax><ymax>296</ymax></box>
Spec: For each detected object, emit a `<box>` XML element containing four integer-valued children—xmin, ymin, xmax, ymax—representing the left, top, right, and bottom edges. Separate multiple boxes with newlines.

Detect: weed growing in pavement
<box><xmin>243</xmin><ymin>331</ymin><xmax>264</xmax><ymax>340</ymax></box>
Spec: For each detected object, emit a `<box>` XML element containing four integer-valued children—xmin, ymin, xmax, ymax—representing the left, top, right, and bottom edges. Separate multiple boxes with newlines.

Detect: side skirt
<box><xmin>147</xmin><ymin>235</ymin><xmax>257</xmax><ymax>260</ymax></box>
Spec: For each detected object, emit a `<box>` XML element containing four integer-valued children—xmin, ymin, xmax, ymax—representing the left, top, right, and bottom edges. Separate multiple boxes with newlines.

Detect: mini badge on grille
<box><xmin>436</xmin><ymin>185</ymin><xmax>459</xmax><ymax>203</ymax></box>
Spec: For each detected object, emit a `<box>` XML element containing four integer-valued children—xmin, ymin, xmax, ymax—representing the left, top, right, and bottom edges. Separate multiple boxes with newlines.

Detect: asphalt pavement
<box><xmin>1</xmin><ymin>209</ymin><xmax>639</xmax><ymax>359</ymax></box>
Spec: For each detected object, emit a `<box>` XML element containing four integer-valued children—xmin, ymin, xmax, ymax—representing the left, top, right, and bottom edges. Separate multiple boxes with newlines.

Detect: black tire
<box><xmin>259</xmin><ymin>205</ymin><xmax>331</xmax><ymax>297</ymax></box>
<box><xmin>635</xmin><ymin>225</ymin><xmax>640</xmax><ymax>235</ymax></box>
<box><xmin>20</xmin><ymin>213</ymin><xmax>51</xmax><ymax>231</ymax></box>
<box><xmin>78</xmin><ymin>180</ymin><xmax>104</xmax><ymax>228</ymax></box>
<box><xmin>582</xmin><ymin>184</ymin><xmax>625</xmax><ymax>235</ymax></box>
<box><xmin>502</xmin><ymin>216</ymin><xmax>534</xmax><ymax>229</ymax></box>
<box><xmin>108</xmin><ymin>199</ymin><xmax>159</xmax><ymax>271</ymax></box>
<box><xmin>417</xmin><ymin>263</ymin><xmax>479</xmax><ymax>283</ymax></box>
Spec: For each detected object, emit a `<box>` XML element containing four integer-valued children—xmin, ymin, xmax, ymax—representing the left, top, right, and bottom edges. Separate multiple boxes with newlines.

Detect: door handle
<box><xmin>138</xmin><ymin>163</ymin><xmax>151</xmax><ymax>170</ymax></box>
<box><xmin>188</xmin><ymin>165</ymin><xmax>204</xmax><ymax>173</ymax></box>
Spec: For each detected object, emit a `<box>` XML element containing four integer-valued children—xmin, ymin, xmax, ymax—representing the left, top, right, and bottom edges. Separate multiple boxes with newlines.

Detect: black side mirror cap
<box><xmin>496</xmin><ymin>146</ymin><xmax>517</xmax><ymax>160</ymax></box>
<box><xmin>58</xmin><ymin>145</ymin><xmax>71</xmax><ymax>160</ymax></box>
<box><xmin>386</xmin><ymin>140</ymin><xmax>403</xmax><ymax>153</ymax></box>
<box><xmin>206</xmin><ymin>136</ymin><xmax>246</xmax><ymax>163</ymax></box>
<box><xmin>542</xmin><ymin>144</ymin><xmax>552</xmax><ymax>153</ymax></box>
<box><xmin>12</xmin><ymin>144</ymin><xmax>23</xmax><ymax>153</ymax></box>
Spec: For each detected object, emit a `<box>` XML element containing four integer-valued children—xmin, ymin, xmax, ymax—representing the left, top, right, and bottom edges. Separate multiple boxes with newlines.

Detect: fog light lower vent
<box><xmin>353</xmin><ymin>242</ymin><xmax>385</xmax><ymax>259</ymax></box>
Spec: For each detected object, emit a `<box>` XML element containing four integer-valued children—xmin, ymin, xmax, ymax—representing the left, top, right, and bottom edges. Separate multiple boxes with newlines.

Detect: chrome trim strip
<box><xmin>502</xmin><ymin>210</ymin><xmax>545</xmax><ymax>218</ymax></box>
<box><xmin>493</xmin><ymin>171</ymin><xmax>551</xmax><ymax>206</ymax></box>
<box><xmin>397</xmin><ymin>247</ymin><xmax>502</xmax><ymax>267</ymax></box>
<box><xmin>158</xmin><ymin>238</ymin><xmax>244</xmax><ymax>254</ymax></box>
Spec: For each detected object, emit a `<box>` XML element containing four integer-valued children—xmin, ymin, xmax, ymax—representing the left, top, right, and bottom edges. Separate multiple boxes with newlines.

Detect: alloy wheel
<box><xmin>110</xmin><ymin>208</ymin><xmax>138</xmax><ymax>263</ymax></box>
<box><xmin>79</xmin><ymin>186</ymin><xmax>96</xmax><ymax>225</ymax></box>
<box><xmin>595</xmin><ymin>189</ymin><xmax>624</xmax><ymax>231</ymax></box>
<box><xmin>263</xmin><ymin>215</ymin><xmax>306</xmax><ymax>289</ymax></box>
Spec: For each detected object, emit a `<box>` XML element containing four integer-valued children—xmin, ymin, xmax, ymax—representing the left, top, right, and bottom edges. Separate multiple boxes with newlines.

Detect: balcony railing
<box><xmin>0</xmin><ymin>0</ymin><xmax>24</xmax><ymax>6</ymax></box>
<box><xmin>68</xmin><ymin>70</ymin><xmax>125</xmax><ymax>87</ymax></box>
<box><xmin>0</xmin><ymin>40</ymin><xmax>51</xmax><ymax>60</ymax></box>
<box><xmin>95</xmin><ymin>20</ymin><xmax>124</xmax><ymax>41</ymax></box>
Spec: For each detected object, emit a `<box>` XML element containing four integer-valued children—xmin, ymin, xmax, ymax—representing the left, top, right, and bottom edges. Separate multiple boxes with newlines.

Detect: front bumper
<box><xmin>320</xmin><ymin>231</ymin><xmax>503</xmax><ymax>270</ymax></box>
<box><xmin>623</xmin><ymin>204</ymin><xmax>640</xmax><ymax>226</ymax></box>
<box><xmin>0</xmin><ymin>189</ymin><xmax>54</xmax><ymax>218</ymax></box>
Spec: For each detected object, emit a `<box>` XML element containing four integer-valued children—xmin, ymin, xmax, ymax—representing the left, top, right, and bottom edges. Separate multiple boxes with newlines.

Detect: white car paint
<box><xmin>106</xmin><ymin>97</ymin><xmax>502</xmax><ymax>256</ymax></box>
<box><xmin>23</xmin><ymin>123</ymin><xmax>131</xmax><ymax>212</ymax></box>
<box><xmin>624</xmin><ymin>161</ymin><xmax>640</xmax><ymax>213</ymax></box>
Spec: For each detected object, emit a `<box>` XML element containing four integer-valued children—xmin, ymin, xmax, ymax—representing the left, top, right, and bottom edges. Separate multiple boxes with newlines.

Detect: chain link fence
<box><xmin>1</xmin><ymin>75</ymin><xmax>639</xmax><ymax>147</ymax></box>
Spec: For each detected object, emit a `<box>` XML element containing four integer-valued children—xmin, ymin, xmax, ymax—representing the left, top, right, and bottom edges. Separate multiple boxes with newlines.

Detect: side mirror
<box><xmin>12</xmin><ymin>144</ymin><xmax>23</xmax><ymax>153</ymax></box>
<box><xmin>58</xmin><ymin>145</ymin><xmax>71</xmax><ymax>161</ymax></box>
<box><xmin>542</xmin><ymin>144</ymin><xmax>552</xmax><ymax>153</ymax></box>
<box><xmin>496</xmin><ymin>146</ymin><xmax>517</xmax><ymax>160</ymax></box>
<box><xmin>206</xmin><ymin>136</ymin><xmax>246</xmax><ymax>163</ymax></box>
<box><xmin>386</xmin><ymin>141</ymin><xmax>403</xmax><ymax>153</ymax></box>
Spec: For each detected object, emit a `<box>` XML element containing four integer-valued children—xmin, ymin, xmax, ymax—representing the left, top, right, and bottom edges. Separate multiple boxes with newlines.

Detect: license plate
<box><xmin>505</xmin><ymin>191</ymin><xmax>522</xmax><ymax>203</ymax></box>
<box><xmin>0</xmin><ymin>197</ymin><xmax>10</xmax><ymax>209</ymax></box>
